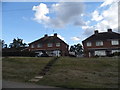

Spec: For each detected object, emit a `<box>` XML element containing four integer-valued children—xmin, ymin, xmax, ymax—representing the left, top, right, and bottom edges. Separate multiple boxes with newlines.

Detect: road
<box><xmin>2</xmin><ymin>80</ymin><xmax>60</xmax><ymax>88</ymax></box>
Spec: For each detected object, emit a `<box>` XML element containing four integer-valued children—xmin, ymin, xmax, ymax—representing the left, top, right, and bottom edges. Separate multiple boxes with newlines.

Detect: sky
<box><xmin>2</xmin><ymin>0</ymin><xmax>119</xmax><ymax>46</ymax></box>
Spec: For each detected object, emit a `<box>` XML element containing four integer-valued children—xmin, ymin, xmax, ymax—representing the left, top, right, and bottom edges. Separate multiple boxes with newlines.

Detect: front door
<box><xmin>53</xmin><ymin>50</ymin><xmax>61</xmax><ymax>57</ymax></box>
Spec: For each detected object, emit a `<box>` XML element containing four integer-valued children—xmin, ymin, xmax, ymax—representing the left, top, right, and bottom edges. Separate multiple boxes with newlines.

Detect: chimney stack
<box><xmin>94</xmin><ymin>30</ymin><xmax>98</xmax><ymax>34</ymax></box>
<box><xmin>54</xmin><ymin>33</ymin><xmax>57</xmax><ymax>37</ymax></box>
<box><xmin>44</xmin><ymin>34</ymin><xmax>48</xmax><ymax>37</ymax></box>
<box><xmin>108</xmin><ymin>29</ymin><xmax>112</xmax><ymax>32</ymax></box>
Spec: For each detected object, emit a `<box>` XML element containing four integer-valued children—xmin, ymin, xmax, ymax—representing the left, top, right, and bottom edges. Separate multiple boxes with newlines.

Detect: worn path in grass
<box><xmin>30</xmin><ymin>57</ymin><xmax>59</xmax><ymax>82</ymax></box>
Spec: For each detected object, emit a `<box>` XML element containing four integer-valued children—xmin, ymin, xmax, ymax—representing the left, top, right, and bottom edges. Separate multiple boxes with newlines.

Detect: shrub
<box><xmin>113</xmin><ymin>52</ymin><xmax>120</xmax><ymax>56</ymax></box>
<box><xmin>2</xmin><ymin>51</ymin><xmax>36</xmax><ymax>57</ymax></box>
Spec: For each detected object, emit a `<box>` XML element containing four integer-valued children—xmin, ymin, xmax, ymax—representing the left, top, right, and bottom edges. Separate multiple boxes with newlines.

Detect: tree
<box><xmin>70</xmin><ymin>43</ymin><xmax>83</xmax><ymax>56</ymax></box>
<box><xmin>74</xmin><ymin>44</ymin><xmax>83</xmax><ymax>55</ymax></box>
<box><xmin>9</xmin><ymin>37</ymin><xmax>27</xmax><ymax>48</ymax></box>
<box><xmin>1</xmin><ymin>39</ymin><xmax>7</xmax><ymax>48</ymax></box>
<box><xmin>70</xmin><ymin>46</ymin><xmax>75</xmax><ymax>52</ymax></box>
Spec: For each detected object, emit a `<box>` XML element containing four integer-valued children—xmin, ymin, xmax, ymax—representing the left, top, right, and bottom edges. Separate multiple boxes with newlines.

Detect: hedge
<box><xmin>2</xmin><ymin>51</ymin><xmax>36</xmax><ymax>57</ymax></box>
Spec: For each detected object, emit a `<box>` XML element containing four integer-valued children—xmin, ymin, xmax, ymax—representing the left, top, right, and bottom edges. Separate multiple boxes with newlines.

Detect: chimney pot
<box><xmin>108</xmin><ymin>29</ymin><xmax>112</xmax><ymax>32</ymax></box>
<box><xmin>94</xmin><ymin>30</ymin><xmax>98</xmax><ymax>34</ymax></box>
<box><xmin>54</xmin><ymin>33</ymin><xmax>57</xmax><ymax>37</ymax></box>
<box><xmin>44</xmin><ymin>34</ymin><xmax>48</xmax><ymax>37</ymax></box>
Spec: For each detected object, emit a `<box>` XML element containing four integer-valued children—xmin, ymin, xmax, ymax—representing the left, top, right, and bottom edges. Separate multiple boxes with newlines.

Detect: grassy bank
<box><xmin>37</xmin><ymin>57</ymin><xmax>118</xmax><ymax>88</ymax></box>
<box><xmin>2</xmin><ymin>57</ymin><xmax>53</xmax><ymax>82</ymax></box>
<box><xmin>2</xmin><ymin>57</ymin><xmax>118</xmax><ymax>88</ymax></box>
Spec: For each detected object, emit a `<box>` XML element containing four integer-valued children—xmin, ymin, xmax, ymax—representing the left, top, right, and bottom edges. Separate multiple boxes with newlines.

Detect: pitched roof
<box><xmin>29</xmin><ymin>35</ymin><xmax>68</xmax><ymax>45</ymax></box>
<box><xmin>82</xmin><ymin>31</ymin><xmax>120</xmax><ymax>42</ymax></box>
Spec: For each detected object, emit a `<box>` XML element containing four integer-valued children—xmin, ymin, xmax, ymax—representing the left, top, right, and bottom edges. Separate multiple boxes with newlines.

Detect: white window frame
<box><xmin>66</xmin><ymin>45</ymin><xmax>68</xmax><ymax>48</ymax></box>
<box><xmin>111</xmin><ymin>40</ymin><xmax>119</xmax><ymax>45</ymax></box>
<box><xmin>31</xmin><ymin>44</ymin><xmax>35</xmax><ymax>48</ymax></box>
<box><xmin>37</xmin><ymin>43</ymin><xmax>42</xmax><ymax>48</ymax></box>
<box><xmin>95</xmin><ymin>50</ymin><xmax>106</xmax><ymax>56</ymax></box>
<box><xmin>48</xmin><ymin>43</ymin><xmax>53</xmax><ymax>47</ymax></box>
<box><xmin>87</xmin><ymin>42</ymin><xmax>92</xmax><ymax>46</ymax></box>
<box><xmin>96</xmin><ymin>41</ymin><xmax>103</xmax><ymax>46</ymax></box>
<box><xmin>111</xmin><ymin>50</ymin><xmax>120</xmax><ymax>54</ymax></box>
<box><xmin>56</xmin><ymin>43</ymin><xmax>60</xmax><ymax>47</ymax></box>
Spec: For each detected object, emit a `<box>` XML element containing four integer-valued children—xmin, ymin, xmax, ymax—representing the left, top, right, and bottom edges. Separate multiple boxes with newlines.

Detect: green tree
<box><xmin>1</xmin><ymin>40</ymin><xmax>7</xmax><ymax>48</ymax></box>
<box><xmin>9</xmin><ymin>38</ymin><xmax>27</xmax><ymax>48</ymax></box>
<box><xmin>70</xmin><ymin>45</ymin><xmax>75</xmax><ymax>52</ymax></box>
<box><xmin>70</xmin><ymin>43</ymin><xmax>83</xmax><ymax>55</ymax></box>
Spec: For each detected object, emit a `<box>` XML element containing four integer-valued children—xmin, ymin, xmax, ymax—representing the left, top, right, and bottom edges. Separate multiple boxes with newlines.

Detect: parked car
<box><xmin>35</xmin><ymin>51</ymin><xmax>49</xmax><ymax>57</ymax></box>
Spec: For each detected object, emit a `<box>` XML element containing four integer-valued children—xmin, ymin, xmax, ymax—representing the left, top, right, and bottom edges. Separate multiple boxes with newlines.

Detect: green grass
<box><xmin>2</xmin><ymin>57</ymin><xmax>53</xmax><ymax>82</ymax></box>
<box><xmin>37</xmin><ymin>57</ymin><xmax>118</xmax><ymax>88</ymax></box>
<box><xmin>2</xmin><ymin>57</ymin><xmax>118</xmax><ymax>88</ymax></box>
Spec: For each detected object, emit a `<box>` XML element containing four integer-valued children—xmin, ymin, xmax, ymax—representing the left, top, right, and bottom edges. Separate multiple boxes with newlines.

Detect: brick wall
<box><xmin>83</xmin><ymin>40</ymin><xmax>120</xmax><ymax>57</ymax></box>
<box><xmin>28</xmin><ymin>37</ymin><xmax>69</xmax><ymax>56</ymax></box>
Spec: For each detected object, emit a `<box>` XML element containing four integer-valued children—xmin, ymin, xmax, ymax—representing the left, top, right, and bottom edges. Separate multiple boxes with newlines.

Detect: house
<box><xmin>82</xmin><ymin>29</ymin><xmax>120</xmax><ymax>57</ymax></box>
<box><xmin>28</xmin><ymin>33</ymin><xmax>69</xmax><ymax>56</ymax></box>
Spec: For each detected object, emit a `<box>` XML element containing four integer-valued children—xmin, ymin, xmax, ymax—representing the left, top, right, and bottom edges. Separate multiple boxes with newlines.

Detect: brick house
<box><xmin>82</xmin><ymin>29</ymin><xmax>120</xmax><ymax>57</ymax></box>
<box><xmin>28</xmin><ymin>33</ymin><xmax>69</xmax><ymax>56</ymax></box>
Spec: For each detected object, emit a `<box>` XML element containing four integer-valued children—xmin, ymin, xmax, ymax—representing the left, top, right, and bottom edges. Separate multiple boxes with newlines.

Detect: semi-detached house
<box><xmin>82</xmin><ymin>29</ymin><xmax>120</xmax><ymax>57</ymax></box>
<box><xmin>28</xmin><ymin>33</ymin><xmax>69</xmax><ymax>56</ymax></box>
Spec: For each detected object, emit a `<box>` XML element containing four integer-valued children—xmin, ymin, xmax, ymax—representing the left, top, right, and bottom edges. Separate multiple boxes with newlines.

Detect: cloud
<box><xmin>51</xmin><ymin>2</ymin><xmax>84</xmax><ymax>28</ymax></box>
<box><xmin>32</xmin><ymin>1</ymin><xmax>119</xmax><ymax>38</ymax></box>
<box><xmin>91</xmin><ymin>10</ymin><xmax>103</xmax><ymax>21</ymax></box>
<box><xmin>82</xmin><ymin>26</ymin><xmax>94</xmax><ymax>36</ymax></box>
<box><xmin>83</xmin><ymin>0</ymin><xmax>119</xmax><ymax>36</ymax></box>
<box><xmin>96</xmin><ymin>2</ymin><xmax>118</xmax><ymax>31</ymax></box>
<box><xmin>71</xmin><ymin>37</ymin><xmax>81</xmax><ymax>41</ymax></box>
<box><xmin>57</xmin><ymin>34</ymin><xmax>66</xmax><ymax>42</ymax></box>
<box><xmin>32</xmin><ymin>3</ymin><xmax>50</xmax><ymax>24</ymax></box>
<box><xmin>32</xmin><ymin>2</ymin><xmax>85</xmax><ymax>28</ymax></box>
<box><xmin>100</xmin><ymin>0</ymin><xmax>119</xmax><ymax>7</ymax></box>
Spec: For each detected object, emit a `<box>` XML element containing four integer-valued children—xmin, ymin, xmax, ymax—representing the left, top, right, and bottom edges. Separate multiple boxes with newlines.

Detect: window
<box><xmin>111</xmin><ymin>40</ymin><xmax>119</xmax><ymax>45</ymax></box>
<box><xmin>31</xmin><ymin>44</ymin><xmax>35</xmax><ymax>48</ymax></box>
<box><xmin>56</xmin><ymin>43</ymin><xmax>60</xmax><ymax>47</ymax></box>
<box><xmin>95</xmin><ymin>50</ymin><xmax>106</xmax><ymax>56</ymax></box>
<box><xmin>37</xmin><ymin>43</ymin><xmax>42</xmax><ymax>48</ymax></box>
<box><xmin>48</xmin><ymin>43</ymin><xmax>52</xmax><ymax>47</ymax></box>
<box><xmin>96</xmin><ymin>41</ymin><xmax>103</xmax><ymax>46</ymax></box>
<box><xmin>66</xmin><ymin>45</ymin><xmax>68</xmax><ymax>48</ymax></box>
<box><xmin>112</xmin><ymin>50</ymin><xmax>120</xmax><ymax>54</ymax></box>
<box><xmin>87</xmin><ymin>42</ymin><xmax>92</xmax><ymax>46</ymax></box>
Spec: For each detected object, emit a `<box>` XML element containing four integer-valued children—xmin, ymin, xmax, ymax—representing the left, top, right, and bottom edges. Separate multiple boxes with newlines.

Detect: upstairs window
<box><xmin>56</xmin><ymin>43</ymin><xmax>60</xmax><ymax>47</ymax></box>
<box><xmin>111</xmin><ymin>40</ymin><xmax>119</xmax><ymax>45</ymax></box>
<box><xmin>87</xmin><ymin>42</ymin><xmax>92</xmax><ymax>46</ymax></box>
<box><xmin>66</xmin><ymin>45</ymin><xmax>68</xmax><ymax>48</ymax></box>
<box><xmin>37</xmin><ymin>43</ymin><xmax>42</xmax><ymax>48</ymax></box>
<box><xmin>31</xmin><ymin>44</ymin><xmax>35</xmax><ymax>48</ymax></box>
<box><xmin>48</xmin><ymin>43</ymin><xmax>53</xmax><ymax>47</ymax></box>
<box><xmin>96</xmin><ymin>41</ymin><xmax>103</xmax><ymax>46</ymax></box>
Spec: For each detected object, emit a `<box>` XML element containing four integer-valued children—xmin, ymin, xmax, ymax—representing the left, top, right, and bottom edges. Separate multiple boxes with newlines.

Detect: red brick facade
<box><xmin>82</xmin><ymin>29</ymin><xmax>120</xmax><ymax>57</ymax></box>
<box><xmin>28</xmin><ymin>33</ymin><xmax>69</xmax><ymax>56</ymax></box>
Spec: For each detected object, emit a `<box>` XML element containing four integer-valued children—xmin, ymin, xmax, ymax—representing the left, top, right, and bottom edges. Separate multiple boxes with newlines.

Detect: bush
<box><xmin>113</xmin><ymin>52</ymin><xmax>120</xmax><ymax>56</ymax></box>
<box><xmin>107</xmin><ymin>54</ymin><xmax>114</xmax><ymax>57</ymax></box>
<box><xmin>107</xmin><ymin>52</ymin><xmax>120</xmax><ymax>57</ymax></box>
<box><xmin>2</xmin><ymin>51</ymin><xmax>36</xmax><ymax>57</ymax></box>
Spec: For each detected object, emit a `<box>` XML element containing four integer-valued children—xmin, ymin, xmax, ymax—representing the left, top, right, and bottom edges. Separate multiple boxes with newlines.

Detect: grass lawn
<box><xmin>37</xmin><ymin>57</ymin><xmax>118</xmax><ymax>88</ymax></box>
<box><xmin>2</xmin><ymin>57</ymin><xmax>53</xmax><ymax>82</ymax></box>
<box><xmin>2</xmin><ymin>57</ymin><xmax>118</xmax><ymax>88</ymax></box>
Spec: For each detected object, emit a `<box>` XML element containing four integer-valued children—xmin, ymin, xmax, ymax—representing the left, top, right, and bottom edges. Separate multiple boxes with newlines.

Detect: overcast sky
<box><xmin>2</xmin><ymin>0</ymin><xmax>119</xmax><ymax>46</ymax></box>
